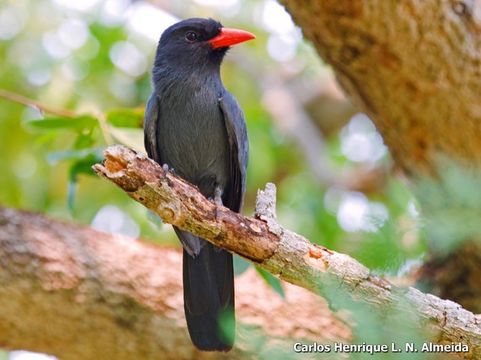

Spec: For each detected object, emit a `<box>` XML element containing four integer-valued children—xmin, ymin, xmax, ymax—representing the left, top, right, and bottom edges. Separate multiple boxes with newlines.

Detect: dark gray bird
<box><xmin>143</xmin><ymin>18</ymin><xmax>254</xmax><ymax>351</ymax></box>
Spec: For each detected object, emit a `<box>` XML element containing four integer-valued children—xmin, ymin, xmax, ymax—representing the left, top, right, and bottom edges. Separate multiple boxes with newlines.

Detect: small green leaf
<box><xmin>106</xmin><ymin>108</ymin><xmax>144</xmax><ymax>128</ymax></box>
<box><xmin>26</xmin><ymin>115</ymin><xmax>98</xmax><ymax>131</ymax></box>
<box><xmin>233</xmin><ymin>255</ymin><xmax>250</xmax><ymax>276</ymax></box>
<box><xmin>255</xmin><ymin>267</ymin><xmax>285</xmax><ymax>298</ymax></box>
<box><xmin>218</xmin><ymin>308</ymin><xmax>235</xmax><ymax>345</ymax></box>
<box><xmin>67</xmin><ymin>152</ymin><xmax>103</xmax><ymax>210</ymax></box>
<box><xmin>73</xmin><ymin>132</ymin><xmax>95</xmax><ymax>149</ymax></box>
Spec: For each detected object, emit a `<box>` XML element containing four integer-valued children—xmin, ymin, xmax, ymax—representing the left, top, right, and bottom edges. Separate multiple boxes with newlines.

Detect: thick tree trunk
<box><xmin>281</xmin><ymin>0</ymin><xmax>481</xmax><ymax>311</ymax></box>
<box><xmin>0</xmin><ymin>207</ymin><xmax>348</xmax><ymax>359</ymax></box>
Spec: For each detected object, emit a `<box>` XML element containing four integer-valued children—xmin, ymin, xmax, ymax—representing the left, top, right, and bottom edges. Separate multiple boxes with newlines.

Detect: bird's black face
<box><xmin>154</xmin><ymin>18</ymin><xmax>255</xmax><ymax>71</ymax></box>
<box><xmin>159</xmin><ymin>18</ymin><xmax>222</xmax><ymax>55</ymax></box>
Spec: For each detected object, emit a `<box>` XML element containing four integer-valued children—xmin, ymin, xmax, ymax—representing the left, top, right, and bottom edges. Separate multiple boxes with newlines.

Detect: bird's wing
<box><xmin>143</xmin><ymin>93</ymin><xmax>161</xmax><ymax>162</ymax></box>
<box><xmin>219</xmin><ymin>92</ymin><xmax>249</xmax><ymax>212</ymax></box>
<box><xmin>144</xmin><ymin>92</ymin><xmax>205</xmax><ymax>256</ymax></box>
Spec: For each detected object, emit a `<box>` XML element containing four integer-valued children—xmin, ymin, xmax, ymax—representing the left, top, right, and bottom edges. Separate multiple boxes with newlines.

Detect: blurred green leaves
<box><xmin>218</xmin><ymin>309</ymin><xmax>236</xmax><ymax>346</ymax></box>
<box><xmin>66</xmin><ymin>149</ymin><xmax>104</xmax><ymax>211</ymax></box>
<box><xmin>25</xmin><ymin>115</ymin><xmax>98</xmax><ymax>131</ymax></box>
<box><xmin>235</xmin><ymin>251</ymin><xmax>286</xmax><ymax>298</ymax></box>
<box><xmin>14</xmin><ymin>101</ymin><xmax>146</xmax><ymax>213</ymax></box>
<box><xmin>414</xmin><ymin>158</ymin><xmax>481</xmax><ymax>253</ymax></box>
<box><xmin>255</xmin><ymin>267</ymin><xmax>285</xmax><ymax>298</ymax></box>
<box><xmin>233</xmin><ymin>255</ymin><xmax>251</xmax><ymax>276</ymax></box>
<box><xmin>106</xmin><ymin>108</ymin><xmax>144</xmax><ymax>128</ymax></box>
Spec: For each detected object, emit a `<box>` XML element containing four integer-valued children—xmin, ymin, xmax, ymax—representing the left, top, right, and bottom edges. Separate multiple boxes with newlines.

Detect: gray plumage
<box><xmin>144</xmin><ymin>18</ymin><xmax>249</xmax><ymax>351</ymax></box>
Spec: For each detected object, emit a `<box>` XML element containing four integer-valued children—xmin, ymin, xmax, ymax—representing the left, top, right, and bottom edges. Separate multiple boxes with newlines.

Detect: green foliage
<box><xmin>414</xmin><ymin>158</ymin><xmax>481</xmax><ymax>252</ymax></box>
<box><xmin>25</xmin><ymin>115</ymin><xmax>98</xmax><ymax>131</ymax></box>
<box><xmin>67</xmin><ymin>150</ymin><xmax>104</xmax><ymax>211</ymax></box>
<box><xmin>233</xmin><ymin>255</ymin><xmax>251</xmax><ymax>275</ymax></box>
<box><xmin>218</xmin><ymin>308</ymin><xmax>236</xmax><ymax>345</ymax></box>
<box><xmin>106</xmin><ymin>108</ymin><xmax>144</xmax><ymax>128</ymax></box>
<box><xmin>255</xmin><ymin>266</ymin><xmax>285</xmax><ymax>298</ymax></box>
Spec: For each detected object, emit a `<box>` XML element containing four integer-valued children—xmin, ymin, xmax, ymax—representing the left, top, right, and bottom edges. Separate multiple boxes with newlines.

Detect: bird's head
<box><xmin>154</xmin><ymin>18</ymin><xmax>255</xmax><ymax>73</ymax></box>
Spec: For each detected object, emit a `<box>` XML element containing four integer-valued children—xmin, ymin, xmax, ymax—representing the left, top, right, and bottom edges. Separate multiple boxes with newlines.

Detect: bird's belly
<box><xmin>157</xmin><ymin>108</ymin><xmax>230</xmax><ymax>196</ymax></box>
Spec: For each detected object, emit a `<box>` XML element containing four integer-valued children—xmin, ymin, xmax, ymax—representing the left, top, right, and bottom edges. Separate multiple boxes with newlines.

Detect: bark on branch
<box><xmin>93</xmin><ymin>145</ymin><xmax>481</xmax><ymax>359</ymax></box>
<box><xmin>0</xmin><ymin>207</ymin><xmax>348</xmax><ymax>359</ymax></box>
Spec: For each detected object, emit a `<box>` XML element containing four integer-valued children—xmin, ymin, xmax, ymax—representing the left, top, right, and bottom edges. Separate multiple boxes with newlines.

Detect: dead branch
<box><xmin>93</xmin><ymin>145</ymin><xmax>481</xmax><ymax>359</ymax></box>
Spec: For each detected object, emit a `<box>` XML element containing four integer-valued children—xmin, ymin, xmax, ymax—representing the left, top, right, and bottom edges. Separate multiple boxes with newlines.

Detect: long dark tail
<box><xmin>179</xmin><ymin>230</ymin><xmax>235</xmax><ymax>351</ymax></box>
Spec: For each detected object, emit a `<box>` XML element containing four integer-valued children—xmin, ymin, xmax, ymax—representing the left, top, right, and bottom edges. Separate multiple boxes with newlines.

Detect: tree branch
<box><xmin>0</xmin><ymin>88</ymin><xmax>76</xmax><ymax>118</ymax></box>
<box><xmin>94</xmin><ymin>145</ymin><xmax>481</xmax><ymax>358</ymax></box>
<box><xmin>0</xmin><ymin>207</ymin><xmax>348</xmax><ymax>359</ymax></box>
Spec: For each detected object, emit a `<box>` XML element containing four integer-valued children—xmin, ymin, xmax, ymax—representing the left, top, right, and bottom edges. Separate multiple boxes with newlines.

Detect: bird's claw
<box><xmin>214</xmin><ymin>186</ymin><xmax>223</xmax><ymax>207</ymax></box>
<box><xmin>162</xmin><ymin>164</ymin><xmax>175</xmax><ymax>178</ymax></box>
<box><xmin>212</xmin><ymin>186</ymin><xmax>223</xmax><ymax>220</ymax></box>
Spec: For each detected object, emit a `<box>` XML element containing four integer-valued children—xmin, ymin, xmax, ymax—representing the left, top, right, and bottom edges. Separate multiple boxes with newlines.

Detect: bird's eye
<box><xmin>185</xmin><ymin>31</ymin><xmax>198</xmax><ymax>42</ymax></box>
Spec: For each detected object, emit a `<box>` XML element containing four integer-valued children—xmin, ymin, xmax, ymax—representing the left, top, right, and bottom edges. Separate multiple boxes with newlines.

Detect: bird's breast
<box><xmin>156</xmin><ymin>86</ymin><xmax>230</xmax><ymax>195</ymax></box>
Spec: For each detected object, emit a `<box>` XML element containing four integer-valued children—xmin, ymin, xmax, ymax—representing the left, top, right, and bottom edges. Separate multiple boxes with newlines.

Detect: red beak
<box><xmin>208</xmin><ymin>27</ymin><xmax>256</xmax><ymax>49</ymax></box>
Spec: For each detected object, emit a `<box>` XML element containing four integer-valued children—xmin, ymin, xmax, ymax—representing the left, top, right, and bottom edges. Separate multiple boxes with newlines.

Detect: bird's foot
<box><xmin>214</xmin><ymin>186</ymin><xmax>223</xmax><ymax>207</ymax></box>
<box><xmin>213</xmin><ymin>187</ymin><xmax>224</xmax><ymax>254</ymax></box>
<box><xmin>161</xmin><ymin>164</ymin><xmax>175</xmax><ymax>178</ymax></box>
<box><xmin>211</xmin><ymin>186</ymin><xmax>223</xmax><ymax>220</ymax></box>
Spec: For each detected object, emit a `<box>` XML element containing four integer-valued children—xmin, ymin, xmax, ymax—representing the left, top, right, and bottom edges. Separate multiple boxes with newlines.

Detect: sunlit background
<box><xmin>0</xmin><ymin>0</ymin><xmax>425</xmax><ymax>358</ymax></box>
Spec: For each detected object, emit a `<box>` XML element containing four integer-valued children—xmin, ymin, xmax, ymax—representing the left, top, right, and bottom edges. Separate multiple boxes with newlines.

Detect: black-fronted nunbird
<box><xmin>144</xmin><ymin>18</ymin><xmax>254</xmax><ymax>351</ymax></box>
